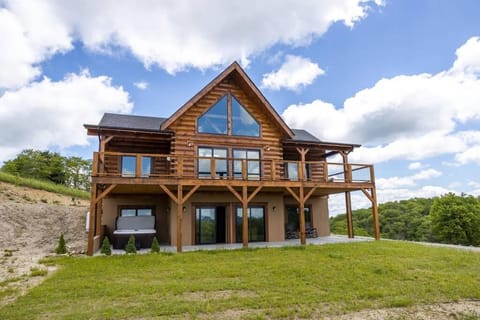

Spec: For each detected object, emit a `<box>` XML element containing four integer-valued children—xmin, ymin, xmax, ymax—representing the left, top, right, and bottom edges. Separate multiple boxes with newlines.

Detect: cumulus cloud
<box><xmin>261</xmin><ymin>55</ymin><xmax>325</xmax><ymax>90</ymax></box>
<box><xmin>0</xmin><ymin>0</ymin><xmax>381</xmax><ymax>82</ymax></box>
<box><xmin>0</xmin><ymin>71</ymin><xmax>132</xmax><ymax>161</ymax></box>
<box><xmin>408</xmin><ymin>162</ymin><xmax>426</xmax><ymax>170</ymax></box>
<box><xmin>376</xmin><ymin>169</ymin><xmax>442</xmax><ymax>189</ymax></box>
<box><xmin>283</xmin><ymin>36</ymin><xmax>480</xmax><ymax>164</ymax></box>
<box><xmin>134</xmin><ymin>81</ymin><xmax>149</xmax><ymax>90</ymax></box>
<box><xmin>0</xmin><ymin>3</ymin><xmax>72</xmax><ymax>88</ymax></box>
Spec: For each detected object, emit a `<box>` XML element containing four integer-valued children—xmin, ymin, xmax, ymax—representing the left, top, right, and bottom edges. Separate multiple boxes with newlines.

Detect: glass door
<box><xmin>195</xmin><ymin>206</ymin><xmax>226</xmax><ymax>244</ymax></box>
<box><xmin>236</xmin><ymin>206</ymin><xmax>265</xmax><ymax>242</ymax></box>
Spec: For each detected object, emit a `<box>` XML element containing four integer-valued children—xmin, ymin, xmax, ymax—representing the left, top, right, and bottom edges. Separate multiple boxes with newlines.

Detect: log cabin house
<box><xmin>84</xmin><ymin>62</ymin><xmax>379</xmax><ymax>255</ymax></box>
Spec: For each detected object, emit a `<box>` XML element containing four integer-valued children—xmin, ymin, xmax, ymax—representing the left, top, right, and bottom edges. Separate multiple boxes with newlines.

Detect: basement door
<box><xmin>195</xmin><ymin>206</ymin><xmax>226</xmax><ymax>244</ymax></box>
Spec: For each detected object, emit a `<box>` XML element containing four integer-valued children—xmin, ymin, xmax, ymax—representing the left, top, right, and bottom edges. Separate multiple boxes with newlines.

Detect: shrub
<box><xmin>55</xmin><ymin>234</ymin><xmax>67</xmax><ymax>254</ymax></box>
<box><xmin>125</xmin><ymin>235</ymin><xmax>136</xmax><ymax>254</ymax></box>
<box><xmin>100</xmin><ymin>237</ymin><xmax>112</xmax><ymax>256</ymax></box>
<box><xmin>151</xmin><ymin>237</ymin><xmax>160</xmax><ymax>253</ymax></box>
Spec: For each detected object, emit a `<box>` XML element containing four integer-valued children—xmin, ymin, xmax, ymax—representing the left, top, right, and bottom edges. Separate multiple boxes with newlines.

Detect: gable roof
<box><xmin>160</xmin><ymin>61</ymin><xmax>294</xmax><ymax>138</ymax></box>
<box><xmin>97</xmin><ymin>113</ymin><xmax>167</xmax><ymax>131</ymax></box>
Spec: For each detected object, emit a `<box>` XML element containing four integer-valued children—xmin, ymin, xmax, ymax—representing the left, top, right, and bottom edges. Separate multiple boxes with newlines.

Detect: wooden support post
<box><xmin>87</xmin><ymin>183</ymin><xmax>97</xmax><ymax>256</ymax></box>
<box><xmin>372</xmin><ymin>186</ymin><xmax>380</xmax><ymax>240</ymax></box>
<box><xmin>242</xmin><ymin>159</ymin><xmax>247</xmax><ymax>180</ymax></box>
<box><xmin>177</xmin><ymin>184</ymin><xmax>183</xmax><ymax>253</ymax></box>
<box><xmin>242</xmin><ymin>186</ymin><xmax>248</xmax><ymax>247</ymax></box>
<box><xmin>340</xmin><ymin>151</ymin><xmax>352</xmax><ymax>183</ymax></box>
<box><xmin>345</xmin><ymin>191</ymin><xmax>354</xmax><ymax>238</ymax></box>
<box><xmin>299</xmin><ymin>185</ymin><xmax>306</xmax><ymax>245</ymax></box>
<box><xmin>95</xmin><ymin>198</ymin><xmax>102</xmax><ymax>236</ymax></box>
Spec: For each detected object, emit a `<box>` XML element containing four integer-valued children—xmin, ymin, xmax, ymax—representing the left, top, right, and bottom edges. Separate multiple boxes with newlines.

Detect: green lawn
<box><xmin>1</xmin><ymin>241</ymin><xmax>480</xmax><ymax>319</ymax></box>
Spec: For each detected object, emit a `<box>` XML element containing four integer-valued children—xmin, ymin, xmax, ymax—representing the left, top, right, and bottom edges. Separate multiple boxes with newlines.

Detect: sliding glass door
<box><xmin>236</xmin><ymin>206</ymin><xmax>266</xmax><ymax>242</ymax></box>
<box><xmin>195</xmin><ymin>206</ymin><xmax>226</xmax><ymax>244</ymax></box>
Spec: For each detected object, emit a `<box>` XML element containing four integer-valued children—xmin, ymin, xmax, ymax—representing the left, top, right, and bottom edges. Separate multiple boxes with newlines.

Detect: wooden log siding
<box><xmin>168</xmin><ymin>78</ymin><xmax>285</xmax><ymax>178</ymax></box>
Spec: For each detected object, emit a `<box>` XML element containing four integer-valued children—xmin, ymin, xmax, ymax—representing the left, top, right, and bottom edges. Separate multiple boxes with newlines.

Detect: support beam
<box><xmin>242</xmin><ymin>186</ymin><xmax>248</xmax><ymax>248</ymax></box>
<box><xmin>299</xmin><ymin>185</ymin><xmax>306</xmax><ymax>245</ymax></box>
<box><xmin>345</xmin><ymin>191</ymin><xmax>354</xmax><ymax>238</ymax></box>
<box><xmin>87</xmin><ymin>183</ymin><xmax>98</xmax><ymax>256</ymax></box>
<box><xmin>94</xmin><ymin>184</ymin><xmax>117</xmax><ymax>204</ymax></box>
<box><xmin>371</xmin><ymin>187</ymin><xmax>380</xmax><ymax>240</ymax></box>
<box><xmin>177</xmin><ymin>184</ymin><xmax>183</xmax><ymax>253</ymax></box>
<box><xmin>247</xmin><ymin>185</ymin><xmax>263</xmax><ymax>202</ymax></box>
<box><xmin>159</xmin><ymin>184</ymin><xmax>178</xmax><ymax>204</ymax></box>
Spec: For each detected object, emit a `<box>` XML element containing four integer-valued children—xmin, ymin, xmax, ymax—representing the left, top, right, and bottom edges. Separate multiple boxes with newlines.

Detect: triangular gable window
<box><xmin>232</xmin><ymin>96</ymin><xmax>259</xmax><ymax>136</ymax></box>
<box><xmin>198</xmin><ymin>94</ymin><xmax>260</xmax><ymax>137</ymax></box>
<box><xmin>198</xmin><ymin>95</ymin><xmax>228</xmax><ymax>134</ymax></box>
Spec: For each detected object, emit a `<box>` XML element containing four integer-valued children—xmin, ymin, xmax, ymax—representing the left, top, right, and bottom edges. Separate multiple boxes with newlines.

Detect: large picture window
<box><xmin>197</xmin><ymin>94</ymin><xmax>260</xmax><ymax>137</ymax></box>
<box><xmin>197</xmin><ymin>96</ymin><xmax>228</xmax><ymax>134</ymax></box>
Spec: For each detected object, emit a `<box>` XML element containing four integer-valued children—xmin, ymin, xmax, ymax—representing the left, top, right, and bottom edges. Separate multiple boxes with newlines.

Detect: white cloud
<box><xmin>0</xmin><ymin>3</ymin><xmax>72</xmax><ymax>89</ymax></box>
<box><xmin>0</xmin><ymin>0</ymin><xmax>381</xmax><ymax>80</ymax></box>
<box><xmin>134</xmin><ymin>81</ymin><xmax>149</xmax><ymax>90</ymax></box>
<box><xmin>376</xmin><ymin>169</ymin><xmax>442</xmax><ymax>189</ymax></box>
<box><xmin>0</xmin><ymin>71</ymin><xmax>132</xmax><ymax>161</ymax></box>
<box><xmin>261</xmin><ymin>55</ymin><xmax>325</xmax><ymax>90</ymax></box>
<box><xmin>283</xmin><ymin>36</ymin><xmax>480</xmax><ymax>164</ymax></box>
<box><xmin>408</xmin><ymin>162</ymin><xmax>426</xmax><ymax>170</ymax></box>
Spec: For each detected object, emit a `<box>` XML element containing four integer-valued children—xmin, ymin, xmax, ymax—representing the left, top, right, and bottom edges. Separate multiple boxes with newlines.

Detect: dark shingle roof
<box><xmin>290</xmin><ymin>129</ymin><xmax>321</xmax><ymax>143</ymax></box>
<box><xmin>98</xmin><ymin>113</ymin><xmax>167</xmax><ymax>131</ymax></box>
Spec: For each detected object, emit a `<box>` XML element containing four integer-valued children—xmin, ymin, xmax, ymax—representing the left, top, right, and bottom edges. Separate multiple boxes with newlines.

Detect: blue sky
<box><xmin>1</xmin><ymin>0</ymin><xmax>480</xmax><ymax>212</ymax></box>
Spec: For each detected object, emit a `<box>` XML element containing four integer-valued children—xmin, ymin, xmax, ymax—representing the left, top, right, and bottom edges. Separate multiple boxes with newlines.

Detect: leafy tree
<box><xmin>65</xmin><ymin>157</ymin><xmax>91</xmax><ymax>191</ymax></box>
<box><xmin>55</xmin><ymin>234</ymin><xmax>67</xmax><ymax>254</ymax></box>
<box><xmin>2</xmin><ymin>149</ymin><xmax>66</xmax><ymax>184</ymax></box>
<box><xmin>1</xmin><ymin>149</ymin><xmax>91</xmax><ymax>191</ymax></box>
<box><xmin>430</xmin><ymin>193</ymin><xmax>480</xmax><ymax>246</ymax></box>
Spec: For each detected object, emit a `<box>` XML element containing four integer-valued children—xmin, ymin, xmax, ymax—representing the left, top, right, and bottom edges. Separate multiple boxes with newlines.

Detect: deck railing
<box><xmin>92</xmin><ymin>152</ymin><xmax>374</xmax><ymax>184</ymax></box>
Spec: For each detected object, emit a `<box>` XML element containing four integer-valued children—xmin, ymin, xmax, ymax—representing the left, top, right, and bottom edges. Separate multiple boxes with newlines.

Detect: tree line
<box><xmin>1</xmin><ymin>149</ymin><xmax>91</xmax><ymax>191</ymax></box>
<box><xmin>330</xmin><ymin>193</ymin><xmax>480</xmax><ymax>246</ymax></box>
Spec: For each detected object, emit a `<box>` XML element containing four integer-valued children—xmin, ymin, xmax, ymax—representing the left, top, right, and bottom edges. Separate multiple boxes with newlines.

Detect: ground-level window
<box><xmin>198</xmin><ymin>147</ymin><xmax>228</xmax><ymax>178</ymax></box>
<box><xmin>195</xmin><ymin>206</ymin><xmax>226</xmax><ymax>244</ymax></box>
<box><xmin>119</xmin><ymin>208</ymin><xmax>153</xmax><ymax>217</ymax></box>
<box><xmin>236</xmin><ymin>206</ymin><xmax>266</xmax><ymax>242</ymax></box>
<box><xmin>121</xmin><ymin>156</ymin><xmax>152</xmax><ymax>177</ymax></box>
<box><xmin>285</xmin><ymin>205</ymin><xmax>312</xmax><ymax>232</ymax></box>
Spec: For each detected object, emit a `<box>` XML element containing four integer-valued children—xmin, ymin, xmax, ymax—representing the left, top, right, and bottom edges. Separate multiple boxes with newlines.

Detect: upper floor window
<box><xmin>198</xmin><ymin>147</ymin><xmax>228</xmax><ymax>178</ymax></box>
<box><xmin>121</xmin><ymin>156</ymin><xmax>152</xmax><ymax>177</ymax></box>
<box><xmin>198</xmin><ymin>94</ymin><xmax>260</xmax><ymax>137</ymax></box>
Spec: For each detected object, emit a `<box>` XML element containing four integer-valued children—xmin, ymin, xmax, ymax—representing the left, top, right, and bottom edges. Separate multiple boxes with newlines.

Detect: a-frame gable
<box><xmin>160</xmin><ymin>61</ymin><xmax>294</xmax><ymax>138</ymax></box>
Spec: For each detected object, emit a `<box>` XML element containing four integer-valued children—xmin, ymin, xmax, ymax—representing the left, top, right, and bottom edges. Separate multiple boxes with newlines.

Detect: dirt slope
<box><xmin>0</xmin><ymin>181</ymin><xmax>89</xmax><ymax>305</ymax></box>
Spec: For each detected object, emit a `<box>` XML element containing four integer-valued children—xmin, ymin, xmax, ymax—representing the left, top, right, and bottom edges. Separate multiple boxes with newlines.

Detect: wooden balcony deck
<box><xmin>91</xmin><ymin>152</ymin><xmax>375</xmax><ymax>193</ymax></box>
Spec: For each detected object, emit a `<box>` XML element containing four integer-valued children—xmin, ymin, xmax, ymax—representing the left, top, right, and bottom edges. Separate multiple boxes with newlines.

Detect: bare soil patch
<box><xmin>0</xmin><ymin>182</ymin><xmax>88</xmax><ymax>306</ymax></box>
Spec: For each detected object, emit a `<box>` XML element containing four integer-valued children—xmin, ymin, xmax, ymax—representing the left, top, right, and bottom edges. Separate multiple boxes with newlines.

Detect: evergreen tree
<box><xmin>125</xmin><ymin>235</ymin><xmax>137</xmax><ymax>253</ymax></box>
<box><xmin>150</xmin><ymin>237</ymin><xmax>160</xmax><ymax>253</ymax></box>
<box><xmin>100</xmin><ymin>237</ymin><xmax>112</xmax><ymax>256</ymax></box>
<box><xmin>55</xmin><ymin>234</ymin><xmax>67</xmax><ymax>254</ymax></box>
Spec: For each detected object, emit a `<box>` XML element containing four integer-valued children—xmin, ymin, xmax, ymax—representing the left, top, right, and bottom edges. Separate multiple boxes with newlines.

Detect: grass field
<box><xmin>1</xmin><ymin>241</ymin><xmax>479</xmax><ymax>319</ymax></box>
<box><xmin>0</xmin><ymin>171</ymin><xmax>89</xmax><ymax>199</ymax></box>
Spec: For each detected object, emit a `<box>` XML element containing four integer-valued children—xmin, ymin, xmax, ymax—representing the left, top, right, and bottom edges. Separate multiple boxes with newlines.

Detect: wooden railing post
<box><xmin>323</xmin><ymin>162</ymin><xmax>328</xmax><ymax>182</ymax></box>
<box><xmin>92</xmin><ymin>152</ymin><xmax>99</xmax><ymax>176</ymax></box>
<box><xmin>210</xmin><ymin>158</ymin><xmax>216</xmax><ymax>179</ymax></box>
<box><xmin>242</xmin><ymin>159</ymin><xmax>247</xmax><ymax>180</ymax></box>
<box><xmin>136</xmin><ymin>154</ymin><xmax>142</xmax><ymax>178</ymax></box>
<box><xmin>177</xmin><ymin>156</ymin><xmax>183</xmax><ymax>178</ymax></box>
